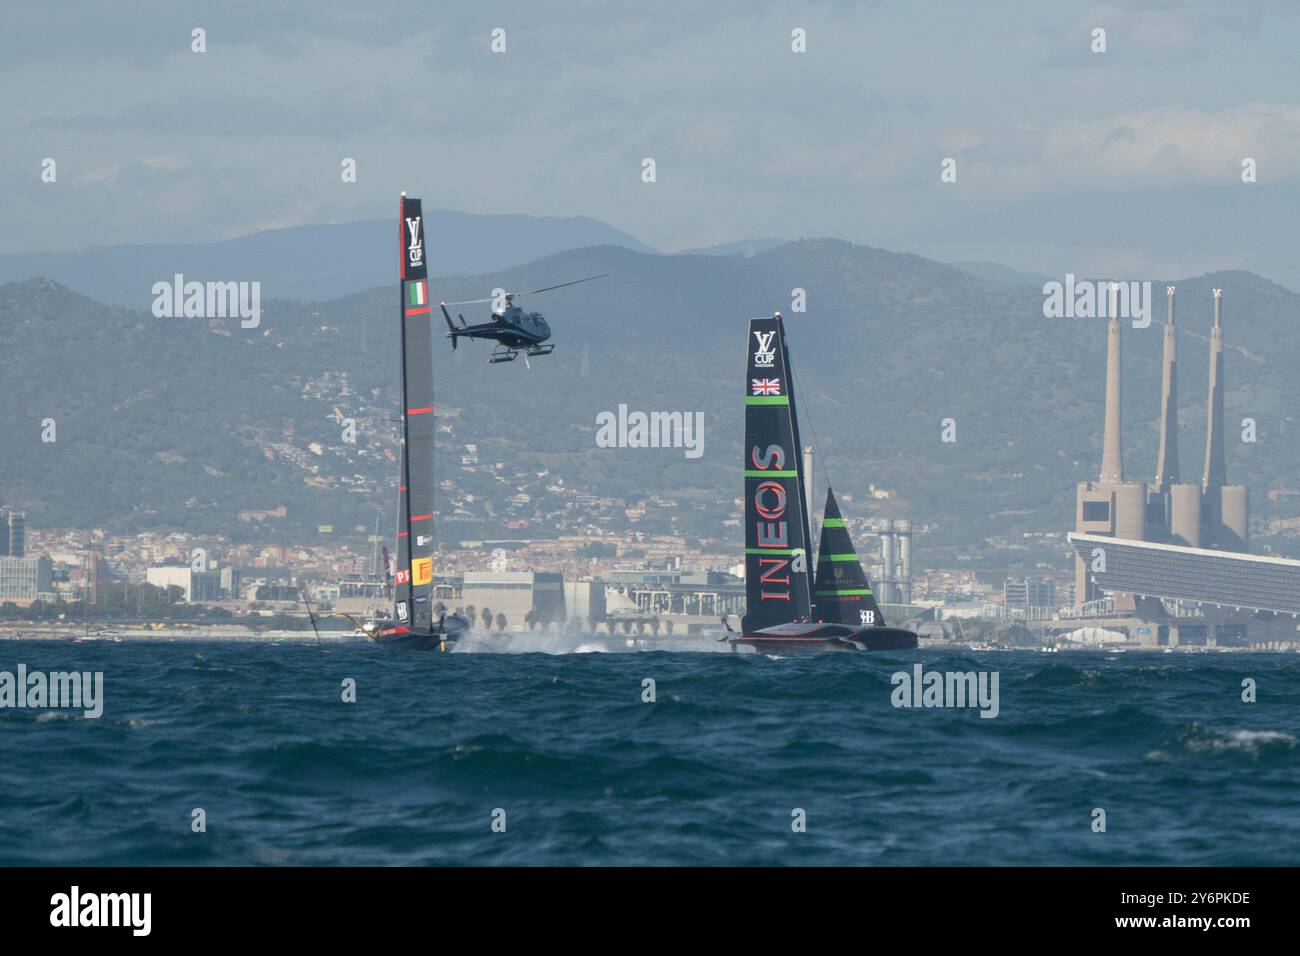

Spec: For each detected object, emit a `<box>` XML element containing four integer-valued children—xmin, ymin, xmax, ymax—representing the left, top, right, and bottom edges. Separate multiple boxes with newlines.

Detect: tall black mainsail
<box><xmin>394</xmin><ymin>194</ymin><xmax>437</xmax><ymax>632</ymax></box>
<box><xmin>812</xmin><ymin>488</ymin><xmax>885</xmax><ymax>627</ymax></box>
<box><xmin>742</xmin><ymin>313</ymin><xmax>815</xmax><ymax>632</ymax></box>
<box><xmin>374</xmin><ymin>195</ymin><xmax>468</xmax><ymax>650</ymax></box>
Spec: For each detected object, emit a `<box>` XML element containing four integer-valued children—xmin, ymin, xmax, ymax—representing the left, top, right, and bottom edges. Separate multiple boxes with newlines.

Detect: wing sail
<box><xmin>742</xmin><ymin>314</ymin><xmax>814</xmax><ymax>632</ymax></box>
<box><xmin>395</xmin><ymin>196</ymin><xmax>437</xmax><ymax>631</ymax></box>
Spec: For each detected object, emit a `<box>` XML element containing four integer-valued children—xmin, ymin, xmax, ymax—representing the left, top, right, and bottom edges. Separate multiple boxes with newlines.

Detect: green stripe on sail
<box><xmin>817</xmin><ymin>553</ymin><xmax>860</xmax><ymax>561</ymax></box>
<box><xmin>746</xmin><ymin>548</ymin><xmax>805</xmax><ymax>556</ymax></box>
<box><xmin>744</xmin><ymin>395</ymin><xmax>789</xmax><ymax>405</ymax></box>
<box><xmin>821</xmin><ymin>518</ymin><xmax>845</xmax><ymax>527</ymax></box>
<box><xmin>815</xmin><ymin>588</ymin><xmax>874</xmax><ymax>596</ymax></box>
<box><xmin>744</xmin><ymin>470</ymin><xmax>798</xmax><ymax>478</ymax></box>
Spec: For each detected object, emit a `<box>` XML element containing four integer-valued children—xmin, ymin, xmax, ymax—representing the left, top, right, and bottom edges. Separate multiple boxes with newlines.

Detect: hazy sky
<box><xmin>5</xmin><ymin>1</ymin><xmax>1300</xmax><ymax>287</ymax></box>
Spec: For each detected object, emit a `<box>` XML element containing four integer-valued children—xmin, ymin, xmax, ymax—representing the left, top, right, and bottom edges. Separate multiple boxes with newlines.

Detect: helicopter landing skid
<box><xmin>488</xmin><ymin>344</ymin><xmax>554</xmax><ymax>366</ymax></box>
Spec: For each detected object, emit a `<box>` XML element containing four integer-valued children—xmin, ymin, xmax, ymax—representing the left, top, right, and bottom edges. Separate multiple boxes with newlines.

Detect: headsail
<box><xmin>813</xmin><ymin>488</ymin><xmax>886</xmax><ymax>627</ymax></box>
<box><xmin>394</xmin><ymin>195</ymin><xmax>437</xmax><ymax>632</ymax></box>
<box><xmin>742</xmin><ymin>314</ymin><xmax>814</xmax><ymax>632</ymax></box>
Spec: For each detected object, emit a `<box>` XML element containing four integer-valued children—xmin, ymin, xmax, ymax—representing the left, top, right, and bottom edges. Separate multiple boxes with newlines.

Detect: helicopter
<box><xmin>440</xmin><ymin>273</ymin><xmax>608</xmax><ymax>365</ymax></box>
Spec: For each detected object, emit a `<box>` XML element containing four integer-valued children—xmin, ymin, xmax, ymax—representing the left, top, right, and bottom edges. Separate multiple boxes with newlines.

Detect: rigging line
<box><xmin>300</xmin><ymin>588</ymin><xmax>322</xmax><ymax>646</ymax></box>
<box><xmin>788</xmin><ymin>340</ymin><xmax>835</xmax><ymax>494</ymax></box>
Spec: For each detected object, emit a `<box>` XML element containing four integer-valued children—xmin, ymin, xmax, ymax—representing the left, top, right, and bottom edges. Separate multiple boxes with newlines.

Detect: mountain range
<box><xmin>3</xmin><ymin>230</ymin><xmax>1299</xmax><ymax>562</ymax></box>
<box><xmin>0</xmin><ymin>211</ymin><xmax>655</xmax><ymax>308</ymax></box>
<box><xmin>0</xmin><ymin>212</ymin><xmax>799</xmax><ymax>310</ymax></box>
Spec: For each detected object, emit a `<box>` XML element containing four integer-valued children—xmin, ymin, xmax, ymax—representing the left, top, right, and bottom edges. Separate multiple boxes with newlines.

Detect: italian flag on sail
<box><xmin>408</xmin><ymin>280</ymin><xmax>427</xmax><ymax>307</ymax></box>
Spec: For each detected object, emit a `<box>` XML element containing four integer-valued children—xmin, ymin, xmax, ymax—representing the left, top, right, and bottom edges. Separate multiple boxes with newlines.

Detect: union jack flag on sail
<box><xmin>751</xmin><ymin>378</ymin><xmax>782</xmax><ymax>396</ymax></box>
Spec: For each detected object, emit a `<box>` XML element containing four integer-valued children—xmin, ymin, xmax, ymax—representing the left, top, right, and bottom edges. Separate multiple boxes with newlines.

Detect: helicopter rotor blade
<box><xmin>443</xmin><ymin>273</ymin><xmax>607</xmax><ymax>306</ymax></box>
<box><xmin>518</xmin><ymin>273</ymin><xmax>609</xmax><ymax>298</ymax></box>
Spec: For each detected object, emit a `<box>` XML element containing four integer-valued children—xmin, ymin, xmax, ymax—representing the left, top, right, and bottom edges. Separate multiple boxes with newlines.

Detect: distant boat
<box><xmin>726</xmin><ymin>313</ymin><xmax>917</xmax><ymax>653</ymax></box>
<box><xmin>367</xmin><ymin>195</ymin><xmax>470</xmax><ymax>652</ymax></box>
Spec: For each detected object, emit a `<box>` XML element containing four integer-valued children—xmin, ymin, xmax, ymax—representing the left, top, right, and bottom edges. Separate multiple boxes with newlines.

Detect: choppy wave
<box><xmin>0</xmin><ymin>641</ymin><xmax>1297</xmax><ymax>865</ymax></box>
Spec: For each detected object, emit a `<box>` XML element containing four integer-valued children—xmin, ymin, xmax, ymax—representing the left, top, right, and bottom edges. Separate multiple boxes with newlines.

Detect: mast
<box><xmin>742</xmin><ymin>312</ymin><xmax>814</xmax><ymax>632</ymax></box>
<box><xmin>394</xmin><ymin>194</ymin><xmax>438</xmax><ymax>631</ymax></box>
<box><xmin>367</xmin><ymin>510</ymin><xmax>381</xmax><ymax>619</ymax></box>
<box><xmin>784</xmin><ymin>327</ymin><xmax>815</xmax><ymax>614</ymax></box>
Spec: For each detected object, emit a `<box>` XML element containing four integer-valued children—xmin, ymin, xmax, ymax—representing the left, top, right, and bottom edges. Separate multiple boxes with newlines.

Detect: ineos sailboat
<box><xmin>726</xmin><ymin>313</ymin><xmax>917</xmax><ymax>652</ymax></box>
<box><xmin>369</xmin><ymin>195</ymin><xmax>470</xmax><ymax>651</ymax></box>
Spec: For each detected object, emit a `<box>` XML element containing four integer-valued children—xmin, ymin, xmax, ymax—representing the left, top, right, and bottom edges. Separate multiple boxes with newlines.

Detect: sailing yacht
<box><xmin>370</xmin><ymin>195</ymin><xmax>470</xmax><ymax>651</ymax></box>
<box><xmin>727</xmin><ymin>313</ymin><xmax>917</xmax><ymax>653</ymax></box>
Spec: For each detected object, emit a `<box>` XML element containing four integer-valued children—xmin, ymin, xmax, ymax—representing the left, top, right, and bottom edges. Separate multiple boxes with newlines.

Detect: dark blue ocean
<box><xmin>1</xmin><ymin>639</ymin><xmax>1297</xmax><ymax>866</ymax></box>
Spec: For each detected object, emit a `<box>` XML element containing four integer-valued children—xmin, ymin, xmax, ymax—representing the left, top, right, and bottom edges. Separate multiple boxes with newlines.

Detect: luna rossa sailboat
<box><xmin>370</xmin><ymin>194</ymin><xmax>470</xmax><ymax>651</ymax></box>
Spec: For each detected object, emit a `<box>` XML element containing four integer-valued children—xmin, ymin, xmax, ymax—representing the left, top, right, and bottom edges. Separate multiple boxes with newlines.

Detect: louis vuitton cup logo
<box><xmin>405</xmin><ymin>216</ymin><xmax>424</xmax><ymax>269</ymax></box>
<box><xmin>752</xmin><ymin>330</ymin><xmax>777</xmax><ymax>368</ymax></box>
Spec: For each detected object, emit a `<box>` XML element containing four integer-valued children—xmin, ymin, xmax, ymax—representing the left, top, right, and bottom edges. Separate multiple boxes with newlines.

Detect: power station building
<box><xmin>1074</xmin><ymin>286</ymin><xmax>1248</xmax><ymax>605</ymax></box>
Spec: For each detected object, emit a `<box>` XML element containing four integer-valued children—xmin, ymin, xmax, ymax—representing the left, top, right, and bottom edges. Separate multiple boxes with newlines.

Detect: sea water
<box><xmin>0</xmin><ymin>640</ymin><xmax>1296</xmax><ymax>865</ymax></box>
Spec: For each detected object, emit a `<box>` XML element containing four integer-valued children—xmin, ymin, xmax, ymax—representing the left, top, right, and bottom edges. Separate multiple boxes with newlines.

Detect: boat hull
<box><xmin>731</xmin><ymin>622</ymin><xmax>918</xmax><ymax>653</ymax></box>
<box><xmin>374</xmin><ymin>613</ymin><xmax>470</xmax><ymax>651</ymax></box>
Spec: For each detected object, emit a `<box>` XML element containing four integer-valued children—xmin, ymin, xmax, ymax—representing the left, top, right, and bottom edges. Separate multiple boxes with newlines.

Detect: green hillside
<box><xmin>3</xmin><ymin>240</ymin><xmax>1298</xmax><ymax>557</ymax></box>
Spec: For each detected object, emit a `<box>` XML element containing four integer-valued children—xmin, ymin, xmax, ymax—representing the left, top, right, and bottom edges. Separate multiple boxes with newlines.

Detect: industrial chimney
<box><xmin>1198</xmin><ymin>289</ymin><xmax>1249</xmax><ymax>551</ymax></box>
<box><xmin>1154</xmin><ymin>285</ymin><xmax>1180</xmax><ymax>490</ymax></box>
<box><xmin>1202</xmin><ymin>289</ymin><xmax>1226</xmax><ymax>491</ymax></box>
<box><xmin>1099</xmin><ymin>283</ymin><xmax>1124</xmax><ymax>483</ymax></box>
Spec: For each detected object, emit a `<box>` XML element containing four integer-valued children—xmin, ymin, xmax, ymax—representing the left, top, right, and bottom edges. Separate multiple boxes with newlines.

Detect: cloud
<box><xmin>71</xmin><ymin>165</ymin><xmax>123</xmax><ymax>188</ymax></box>
<box><xmin>1041</xmin><ymin>103</ymin><xmax>1300</xmax><ymax>187</ymax></box>
<box><xmin>1042</xmin><ymin>1</ymin><xmax>1298</xmax><ymax>68</ymax></box>
<box><xmin>2</xmin><ymin>1</ymin><xmax>1300</xmax><ymax>290</ymax></box>
<box><xmin>949</xmin><ymin>103</ymin><xmax>1300</xmax><ymax>194</ymax></box>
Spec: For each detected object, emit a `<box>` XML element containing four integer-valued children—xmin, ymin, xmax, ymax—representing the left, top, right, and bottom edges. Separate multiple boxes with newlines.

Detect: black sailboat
<box><xmin>372</xmin><ymin>194</ymin><xmax>470</xmax><ymax>651</ymax></box>
<box><xmin>727</xmin><ymin>313</ymin><xmax>917</xmax><ymax>652</ymax></box>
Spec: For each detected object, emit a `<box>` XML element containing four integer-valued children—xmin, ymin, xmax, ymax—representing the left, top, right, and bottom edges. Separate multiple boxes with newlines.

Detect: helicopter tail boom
<box><xmin>440</xmin><ymin>304</ymin><xmax>463</xmax><ymax>349</ymax></box>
